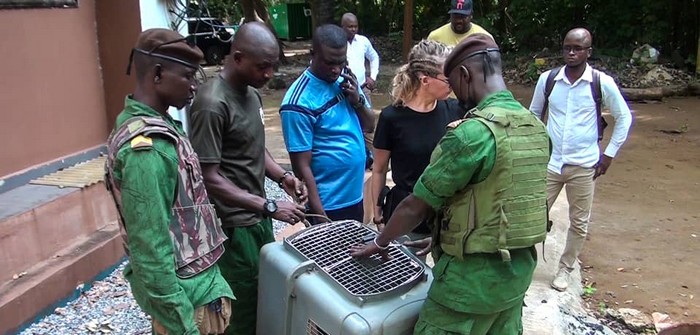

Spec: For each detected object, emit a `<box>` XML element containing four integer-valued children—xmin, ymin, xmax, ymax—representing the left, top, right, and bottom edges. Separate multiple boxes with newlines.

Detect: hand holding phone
<box><xmin>340</xmin><ymin>67</ymin><xmax>361</xmax><ymax>108</ymax></box>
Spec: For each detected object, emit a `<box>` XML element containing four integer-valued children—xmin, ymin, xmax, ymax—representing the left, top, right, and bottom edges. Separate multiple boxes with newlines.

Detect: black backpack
<box><xmin>541</xmin><ymin>66</ymin><xmax>608</xmax><ymax>141</ymax></box>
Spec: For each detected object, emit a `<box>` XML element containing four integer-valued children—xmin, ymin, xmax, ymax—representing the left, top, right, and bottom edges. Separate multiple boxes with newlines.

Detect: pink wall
<box><xmin>0</xmin><ymin>0</ymin><xmax>108</xmax><ymax>177</ymax></box>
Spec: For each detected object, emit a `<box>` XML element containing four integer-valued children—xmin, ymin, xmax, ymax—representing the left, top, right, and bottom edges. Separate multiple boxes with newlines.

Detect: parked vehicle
<box><xmin>186</xmin><ymin>17</ymin><xmax>234</xmax><ymax>65</ymax></box>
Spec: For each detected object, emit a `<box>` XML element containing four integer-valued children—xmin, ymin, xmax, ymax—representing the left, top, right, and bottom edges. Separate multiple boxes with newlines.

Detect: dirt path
<box><xmin>580</xmin><ymin>97</ymin><xmax>700</xmax><ymax>323</ymax></box>
<box><xmin>259</xmin><ymin>75</ymin><xmax>700</xmax><ymax>325</ymax></box>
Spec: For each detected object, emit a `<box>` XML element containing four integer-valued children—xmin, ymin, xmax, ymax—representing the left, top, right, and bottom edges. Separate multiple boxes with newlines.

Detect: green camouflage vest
<box><xmin>105</xmin><ymin>116</ymin><xmax>227</xmax><ymax>278</ymax></box>
<box><xmin>435</xmin><ymin>107</ymin><xmax>550</xmax><ymax>262</ymax></box>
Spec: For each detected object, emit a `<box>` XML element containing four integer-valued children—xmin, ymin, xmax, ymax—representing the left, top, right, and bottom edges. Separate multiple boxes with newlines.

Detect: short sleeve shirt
<box><xmin>189</xmin><ymin>76</ymin><xmax>266</xmax><ymax>227</ymax></box>
<box><xmin>280</xmin><ymin>69</ymin><xmax>367</xmax><ymax>210</ymax></box>
<box><xmin>374</xmin><ymin>98</ymin><xmax>464</xmax><ymax>192</ymax></box>
<box><xmin>427</xmin><ymin>22</ymin><xmax>493</xmax><ymax>46</ymax></box>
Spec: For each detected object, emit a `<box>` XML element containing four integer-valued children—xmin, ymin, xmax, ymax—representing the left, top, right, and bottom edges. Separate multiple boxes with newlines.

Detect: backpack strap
<box><xmin>541</xmin><ymin>66</ymin><xmax>562</xmax><ymax>124</ymax></box>
<box><xmin>542</xmin><ymin>67</ymin><xmax>607</xmax><ymax>141</ymax></box>
<box><xmin>590</xmin><ymin>69</ymin><xmax>607</xmax><ymax>141</ymax></box>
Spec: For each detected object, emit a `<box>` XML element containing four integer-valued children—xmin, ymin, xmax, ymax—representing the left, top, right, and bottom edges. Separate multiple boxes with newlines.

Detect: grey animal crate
<box><xmin>257</xmin><ymin>220</ymin><xmax>433</xmax><ymax>335</ymax></box>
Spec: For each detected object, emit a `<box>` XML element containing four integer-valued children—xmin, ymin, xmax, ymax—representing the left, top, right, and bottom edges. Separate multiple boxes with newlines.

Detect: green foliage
<box><xmin>598</xmin><ymin>302</ymin><xmax>607</xmax><ymax>314</ymax></box>
<box><xmin>190</xmin><ymin>0</ymin><xmax>240</xmax><ymax>22</ymax></box>
<box><xmin>503</xmin><ymin>0</ymin><xmax>699</xmax><ymax>56</ymax></box>
<box><xmin>525</xmin><ymin>62</ymin><xmax>541</xmax><ymax>82</ymax></box>
<box><xmin>582</xmin><ymin>283</ymin><xmax>597</xmax><ymax>298</ymax></box>
<box><xmin>194</xmin><ymin>0</ymin><xmax>699</xmax><ymax>59</ymax></box>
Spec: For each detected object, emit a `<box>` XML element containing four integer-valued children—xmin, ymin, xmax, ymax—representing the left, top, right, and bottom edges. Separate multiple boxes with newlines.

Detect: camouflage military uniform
<box><xmin>105</xmin><ymin>97</ymin><xmax>234</xmax><ymax>335</ymax></box>
<box><xmin>412</xmin><ymin>91</ymin><xmax>544</xmax><ymax>335</ymax></box>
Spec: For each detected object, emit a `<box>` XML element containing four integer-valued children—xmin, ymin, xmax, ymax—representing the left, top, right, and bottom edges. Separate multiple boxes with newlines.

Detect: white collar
<box><xmin>556</xmin><ymin>63</ymin><xmax>593</xmax><ymax>85</ymax></box>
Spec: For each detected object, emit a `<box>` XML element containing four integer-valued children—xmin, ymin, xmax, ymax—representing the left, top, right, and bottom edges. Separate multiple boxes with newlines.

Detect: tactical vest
<box><xmin>104</xmin><ymin>117</ymin><xmax>227</xmax><ymax>278</ymax></box>
<box><xmin>435</xmin><ymin>107</ymin><xmax>550</xmax><ymax>262</ymax></box>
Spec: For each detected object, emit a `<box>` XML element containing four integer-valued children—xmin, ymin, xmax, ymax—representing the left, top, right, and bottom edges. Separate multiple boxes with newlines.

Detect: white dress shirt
<box><xmin>346</xmin><ymin>34</ymin><xmax>379</xmax><ymax>87</ymax></box>
<box><xmin>529</xmin><ymin>64</ymin><xmax>633</xmax><ymax>174</ymax></box>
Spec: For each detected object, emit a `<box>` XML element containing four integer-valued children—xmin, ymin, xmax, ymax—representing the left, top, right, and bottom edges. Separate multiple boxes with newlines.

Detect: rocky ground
<box><xmin>18</xmin><ymin>179</ymin><xmax>291</xmax><ymax>335</ymax></box>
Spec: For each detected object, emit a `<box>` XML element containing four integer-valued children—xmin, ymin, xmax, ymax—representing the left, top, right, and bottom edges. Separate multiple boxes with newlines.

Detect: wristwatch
<box><xmin>262</xmin><ymin>199</ymin><xmax>278</xmax><ymax>216</ymax></box>
<box><xmin>277</xmin><ymin>170</ymin><xmax>294</xmax><ymax>187</ymax></box>
<box><xmin>352</xmin><ymin>94</ymin><xmax>366</xmax><ymax>109</ymax></box>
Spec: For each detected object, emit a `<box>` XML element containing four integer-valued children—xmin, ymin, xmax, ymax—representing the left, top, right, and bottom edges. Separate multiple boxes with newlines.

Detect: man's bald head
<box><xmin>340</xmin><ymin>13</ymin><xmax>359</xmax><ymax>41</ymax></box>
<box><xmin>341</xmin><ymin>13</ymin><xmax>357</xmax><ymax>25</ymax></box>
<box><xmin>562</xmin><ymin>27</ymin><xmax>593</xmax><ymax>68</ymax></box>
<box><xmin>230</xmin><ymin>21</ymin><xmax>279</xmax><ymax>58</ymax></box>
<box><xmin>224</xmin><ymin>21</ymin><xmax>279</xmax><ymax>89</ymax></box>
<box><xmin>565</xmin><ymin>28</ymin><xmax>593</xmax><ymax>47</ymax></box>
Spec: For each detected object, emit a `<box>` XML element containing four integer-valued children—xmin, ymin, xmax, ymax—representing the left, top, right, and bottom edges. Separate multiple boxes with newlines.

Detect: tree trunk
<box><xmin>621</xmin><ymin>84</ymin><xmax>700</xmax><ymax>101</ymax></box>
<box><xmin>309</xmin><ymin>0</ymin><xmax>336</xmax><ymax>28</ymax></box>
<box><xmin>621</xmin><ymin>87</ymin><xmax>665</xmax><ymax>101</ymax></box>
<box><xmin>402</xmin><ymin>0</ymin><xmax>414</xmax><ymax>62</ymax></box>
<box><xmin>239</xmin><ymin>0</ymin><xmax>288</xmax><ymax>64</ymax></box>
<box><xmin>697</xmin><ymin>22</ymin><xmax>700</xmax><ymax>74</ymax></box>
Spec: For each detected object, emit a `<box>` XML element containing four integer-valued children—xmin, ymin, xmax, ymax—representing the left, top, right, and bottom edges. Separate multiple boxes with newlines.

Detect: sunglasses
<box><xmin>126</xmin><ymin>36</ymin><xmax>199</xmax><ymax>75</ymax></box>
<box><xmin>431</xmin><ymin>76</ymin><xmax>450</xmax><ymax>85</ymax></box>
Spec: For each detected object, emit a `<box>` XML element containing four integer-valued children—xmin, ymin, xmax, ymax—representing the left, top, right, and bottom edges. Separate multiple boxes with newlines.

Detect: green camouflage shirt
<box><xmin>111</xmin><ymin>97</ymin><xmax>233</xmax><ymax>334</ymax></box>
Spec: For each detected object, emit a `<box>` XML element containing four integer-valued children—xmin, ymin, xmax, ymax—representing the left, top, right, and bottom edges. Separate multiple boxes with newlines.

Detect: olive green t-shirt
<box><xmin>189</xmin><ymin>76</ymin><xmax>266</xmax><ymax>227</ymax></box>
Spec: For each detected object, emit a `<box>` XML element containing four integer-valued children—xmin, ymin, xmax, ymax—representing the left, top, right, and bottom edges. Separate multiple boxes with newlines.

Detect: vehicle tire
<box><xmin>205</xmin><ymin>45</ymin><xmax>224</xmax><ymax>65</ymax></box>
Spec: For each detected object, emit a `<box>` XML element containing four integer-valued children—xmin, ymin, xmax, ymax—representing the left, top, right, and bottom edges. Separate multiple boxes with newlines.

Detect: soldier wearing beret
<box><xmin>351</xmin><ymin>34</ymin><xmax>550</xmax><ymax>334</ymax></box>
<box><xmin>104</xmin><ymin>28</ymin><xmax>234</xmax><ymax>335</ymax></box>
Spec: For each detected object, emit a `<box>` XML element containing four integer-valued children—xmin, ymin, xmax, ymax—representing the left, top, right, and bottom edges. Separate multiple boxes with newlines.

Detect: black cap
<box><xmin>448</xmin><ymin>0</ymin><xmax>473</xmax><ymax>16</ymax></box>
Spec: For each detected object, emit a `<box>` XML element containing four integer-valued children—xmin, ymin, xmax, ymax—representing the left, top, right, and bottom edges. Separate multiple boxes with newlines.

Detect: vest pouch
<box><xmin>430</xmin><ymin>253</ymin><xmax>454</xmax><ymax>282</ymax></box>
<box><xmin>430</xmin><ymin>210</ymin><xmax>445</xmax><ymax>262</ymax></box>
<box><xmin>439</xmin><ymin>190</ymin><xmax>476</xmax><ymax>259</ymax></box>
<box><xmin>170</xmin><ymin>203</ymin><xmax>226</xmax><ymax>278</ymax></box>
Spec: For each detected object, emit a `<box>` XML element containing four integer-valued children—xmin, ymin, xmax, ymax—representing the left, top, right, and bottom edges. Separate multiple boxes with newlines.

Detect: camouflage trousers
<box><xmin>152</xmin><ymin>298</ymin><xmax>232</xmax><ymax>335</ymax></box>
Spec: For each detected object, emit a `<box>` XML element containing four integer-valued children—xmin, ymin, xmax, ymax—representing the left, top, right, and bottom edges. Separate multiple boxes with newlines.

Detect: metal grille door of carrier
<box><xmin>285</xmin><ymin>220</ymin><xmax>424</xmax><ymax>297</ymax></box>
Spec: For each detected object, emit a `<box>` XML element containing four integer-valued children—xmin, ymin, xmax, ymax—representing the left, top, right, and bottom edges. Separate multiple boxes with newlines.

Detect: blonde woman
<box><xmin>371</xmin><ymin>40</ymin><xmax>465</xmax><ymax>250</ymax></box>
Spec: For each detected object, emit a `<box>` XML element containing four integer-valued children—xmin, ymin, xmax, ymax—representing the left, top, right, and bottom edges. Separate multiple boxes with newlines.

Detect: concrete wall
<box><xmin>96</xmin><ymin>0</ymin><xmax>141</xmax><ymax>129</ymax></box>
<box><xmin>0</xmin><ymin>0</ymin><xmax>108</xmax><ymax>178</ymax></box>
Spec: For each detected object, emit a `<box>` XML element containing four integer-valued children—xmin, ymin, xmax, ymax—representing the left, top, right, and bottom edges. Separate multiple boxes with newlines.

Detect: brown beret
<box><xmin>444</xmin><ymin>33</ymin><xmax>499</xmax><ymax>76</ymax></box>
<box><xmin>134</xmin><ymin>28</ymin><xmax>203</xmax><ymax>68</ymax></box>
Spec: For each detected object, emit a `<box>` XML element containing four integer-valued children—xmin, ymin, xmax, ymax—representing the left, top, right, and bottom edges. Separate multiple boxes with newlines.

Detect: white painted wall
<box><xmin>139</xmin><ymin>0</ymin><xmax>190</xmax><ymax>132</ymax></box>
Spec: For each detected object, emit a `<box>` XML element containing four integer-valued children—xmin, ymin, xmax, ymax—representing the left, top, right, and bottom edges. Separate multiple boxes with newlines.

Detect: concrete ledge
<box><xmin>0</xmin><ymin>183</ymin><xmax>118</xmax><ymax>283</ymax></box>
<box><xmin>0</xmin><ymin>181</ymin><xmax>122</xmax><ymax>334</ymax></box>
<box><xmin>0</xmin><ymin>223</ymin><xmax>124</xmax><ymax>335</ymax></box>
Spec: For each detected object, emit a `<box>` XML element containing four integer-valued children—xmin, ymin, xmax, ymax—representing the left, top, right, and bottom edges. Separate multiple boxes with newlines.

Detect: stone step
<box><xmin>0</xmin><ymin>222</ymin><xmax>123</xmax><ymax>334</ymax></box>
<box><xmin>0</xmin><ymin>183</ymin><xmax>118</xmax><ymax>283</ymax></box>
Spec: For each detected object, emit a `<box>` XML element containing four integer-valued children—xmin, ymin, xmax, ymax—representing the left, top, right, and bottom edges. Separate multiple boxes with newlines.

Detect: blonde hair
<box><xmin>391</xmin><ymin>40</ymin><xmax>452</xmax><ymax>106</ymax></box>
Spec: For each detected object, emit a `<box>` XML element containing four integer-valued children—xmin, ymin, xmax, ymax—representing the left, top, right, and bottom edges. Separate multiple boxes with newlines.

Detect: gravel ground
<box><xmin>19</xmin><ymin>179</ymin><xmax>290</xmax><ymax>335</ymax></box>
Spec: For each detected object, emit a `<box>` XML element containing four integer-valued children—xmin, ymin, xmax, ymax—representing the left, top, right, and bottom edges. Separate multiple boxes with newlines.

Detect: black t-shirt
<box><xmin>373</xmin><ymin>98</ymin><xmax>465</xmax><ymax>232</ymax></box>
<box><xmin>374</xmin><ymin>98</ymin><xmax>465</xmax><ymax>191</ymax></box>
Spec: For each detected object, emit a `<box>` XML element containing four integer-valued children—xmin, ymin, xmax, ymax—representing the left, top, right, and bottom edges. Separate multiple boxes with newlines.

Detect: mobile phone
<box><xmin>340</xmin><ymin>67</ymin><xmax>350</xmax><ymax>88</ymax></box>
